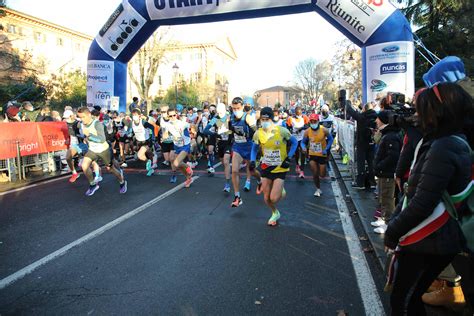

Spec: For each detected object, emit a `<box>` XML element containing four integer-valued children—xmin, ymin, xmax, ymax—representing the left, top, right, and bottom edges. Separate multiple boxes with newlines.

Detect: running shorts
<box><xmin>259</xmin><ymin>166</ymin><xmax>287</xmax><ymax>180</ymax></box>
<box><xmin>174</xmin><ymin>144</ymin><xmax>191</xmax><ymax>155</ymax></box>
<box><xmin>309</xmin><ymin>155</ymin><xmax>327</xmax><ymax>165</ymax></box>
<box><xmin>161</xmin><ymin>142</ymin><xmax>174</xmax><ymax>153</ymax></box>
<box><xmin>207</xmin><ymin>134</ymin><xmax>217</xmax><ymax>147</ymax></box>
<box><xmin>85</xmin><ymin>147</ymin><xmax>113</xmax><ymax>167</ymax></box>
<box><xmin>136</xmin><ymin>139</ymin><xmax>152</xmax><ymax>148</ymax></box>
<box><xmin>216</xmin><ymin>140</ymin><xmax>232</xmax><ymax>159</ymax></box>
<box><xmin>232</xmin><ymin>143</ymin><xmax>252</xmax><ymax>161</ymax></box>
<box><xmin>71</xmin><ymin>143</ymin><xmax>88</xmax><ymax>155</ymax></box>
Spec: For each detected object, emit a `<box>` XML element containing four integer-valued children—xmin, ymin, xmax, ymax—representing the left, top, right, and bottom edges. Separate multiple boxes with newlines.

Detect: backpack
<box><xmin>441</xmin><ymin>135</ymin><xmax>474</xmax><ymax>252</ymax></box>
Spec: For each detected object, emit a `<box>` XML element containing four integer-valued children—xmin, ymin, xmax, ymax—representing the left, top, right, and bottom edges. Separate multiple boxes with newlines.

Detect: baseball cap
<box><xmin>63</xmin><ymin>110</ymin><xmax>74</xmax><ymax>119</ymax></box>
<box><xmin>260</xmin><ymin>107</ymin><xmax>274</xmax><ymax>120</ymax></box>
<box><xmin>309</xmin><ymin>113</ymin><xmax>320</xmax><ymax>121</ymax></box>
<box><xmin>376</xmin><ymin>110</ymin><xmax>390</xmax><ymax>124</ymax></box>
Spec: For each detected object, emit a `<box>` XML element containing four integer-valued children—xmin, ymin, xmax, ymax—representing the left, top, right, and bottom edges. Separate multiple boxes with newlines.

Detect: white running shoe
<box><xmin>313</xmin><ymin>189</ymin><xmax>322</xmax><ymax>197</ymax></box>
<box><xmin>374</xmin><ymin>224</ymin><xmax>387</xmax><ymax>234</ymax></box>
<box><xmin>94</xmin><ymin>175</ymin><xmax>103</xmax><ymax>183</ymax></box>
<box><xmin>207</xmin><ymin>167</ymin><xmax>215</xmax><ymax>174</ymax></box>
<box><xmin>371</xmin><ymin>218</ymin><xmax>386</xmax><ymax>227</ymax></box>
<box><xmin>121</xmin><ymin>162</ymin><xmax>128</xmax><ymax>168</ymax></box>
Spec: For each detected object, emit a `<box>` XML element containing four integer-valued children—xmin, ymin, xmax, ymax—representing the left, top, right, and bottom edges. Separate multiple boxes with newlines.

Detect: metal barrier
<box><xmin>335</xmin><ymin>118</ymin><xmax>357</xmax><ymax>181</ymax></box>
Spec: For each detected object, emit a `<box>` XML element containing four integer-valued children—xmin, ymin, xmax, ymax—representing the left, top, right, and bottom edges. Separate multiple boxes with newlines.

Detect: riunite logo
<box><xmin>382</xmin><ymin>45</ymin><xmax>399</xmax><ymax>53</ymax></box>
<box><xmin>380</xmin><ymin>62</ymin><xmax>407</xmax><ymax>75</ymax></box>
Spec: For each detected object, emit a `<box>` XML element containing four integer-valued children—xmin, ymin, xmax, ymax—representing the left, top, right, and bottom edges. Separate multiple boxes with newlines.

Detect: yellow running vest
<box><xmin>255</xmin><ymin>126</ymin><xmax>290</xmax><ymax>173</ymax></box>
<box><xmin>307</xmin><ymin>127</ymin><xmax>327</xmax><ymax>157</ymax></box>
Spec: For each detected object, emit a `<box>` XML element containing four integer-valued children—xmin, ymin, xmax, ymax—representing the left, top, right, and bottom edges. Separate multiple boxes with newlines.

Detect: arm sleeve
<box><xmin>203</xmin><ymin>118</ymin><xmax>216</xmax><ymax>135</ymax></box>
<box><xmin>288</xmin><ymin>135</ymin><xmax>298</xmax><ymax>158</ymax></box>
<box><xmin>325</xmin><ymin>132</ymin><xmax>334</xmax><ymax>151</ymax></box>
<box><xmin>251</xmin><ymin>142</ymin><xmax>260</xmax><ymax>162</ymax></box>
<box><xmin>88</xmin><ymin>121</ymin><xmax>107</xmax><ymax>143</ymax></box>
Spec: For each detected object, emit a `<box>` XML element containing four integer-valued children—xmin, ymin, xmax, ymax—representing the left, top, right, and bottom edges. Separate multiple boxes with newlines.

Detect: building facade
<box><xmin>254</xmin><ymin>86</ymin><xmax>303</xmax><ymax>109</ymax></box>
<box><xmin>0</xmin><ymin>7</ymin><xmax>93</xmax><ymax>83</ymax></box>
<box><xmin>128</xmin><ymin>37</ymin><xmax>237</xmax><ymax>107</ymax></box>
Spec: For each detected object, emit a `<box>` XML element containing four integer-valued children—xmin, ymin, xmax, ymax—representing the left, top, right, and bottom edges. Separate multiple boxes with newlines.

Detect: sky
<box><xmin>6</xmin><ymin>0</ymin><xmax>346</xmax><ymax>96</ymax></box>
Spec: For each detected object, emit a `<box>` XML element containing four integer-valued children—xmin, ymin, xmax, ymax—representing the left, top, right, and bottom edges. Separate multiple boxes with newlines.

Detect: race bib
<box><xmin>234</xmin><ymin>134</ymin><xmax>247</xmax><ymax>144</ymax></box>
<box><xmin>217</xmin><ymin>124</ymin><xmax>229</xmax><ymax>135</ymax></box>
<box><xmin>263</xmin><ymin>149</ymin><xmax>282</xmax><ymax>166</ymax></box>
<box><xmin>220</xmin><ymin>133</ymin><xmax>229</xmax><ymax>141</ymax></box>
<box><xmin>310</xmin><ymin>142</ymin><xmax>322</xmax><ymax>153</ymax></box>
<box><xmin>174</xmin><ymin>137</ymin><xmax>185</xmax><ymax>147</ymax></box>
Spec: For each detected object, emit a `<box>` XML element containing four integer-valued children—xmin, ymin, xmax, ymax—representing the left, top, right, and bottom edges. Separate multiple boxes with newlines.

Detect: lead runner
<box><xmin>250</xmin><ymin>107</ymin><xmax>298</xmax><ymax>226</ymax></box>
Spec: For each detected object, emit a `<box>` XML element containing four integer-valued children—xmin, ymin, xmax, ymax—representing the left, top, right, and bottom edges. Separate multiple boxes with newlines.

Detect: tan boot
<box><xmin>427</xmin><ymin>279</ymin><xmax>445</xmax><ymax>293</ymax></box>
<box><xmin>422</xmin><ymin>283</ymin><xmax>466</xmax><ymax>311</ymax></box>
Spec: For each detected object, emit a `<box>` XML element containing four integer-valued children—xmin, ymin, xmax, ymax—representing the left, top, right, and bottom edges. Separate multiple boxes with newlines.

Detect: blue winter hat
<box><xmin>423</xmin><ymin>56</ymin><xmax>466</xmax><ymax>87</ymax></box>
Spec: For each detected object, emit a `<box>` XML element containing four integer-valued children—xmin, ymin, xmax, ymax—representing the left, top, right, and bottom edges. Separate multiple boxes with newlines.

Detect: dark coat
<box><xmin>395</xmin><ymin>126</ymin><xmax>423</xmax><ymax>180</ymax></box>
<box><xmin>345</xmin><ymin>105</ymin><xmax>377</xmax><ymax>147</ymax></box>
<box><xmin>384</xmin><ymin>134</ymin><xmax>471</xmax><ymax>255</ymax></box>
<box><xmin>374</xmin><ymin>125</ymin><xmax>402</xmax><ymax>178</ymax></box>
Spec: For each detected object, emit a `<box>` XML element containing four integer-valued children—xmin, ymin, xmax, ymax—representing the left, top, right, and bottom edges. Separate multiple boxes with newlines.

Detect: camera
<box><xmin>385</xmin><ymin>92</ymin><xmax>417</xmax><ymax>129</ymax></box>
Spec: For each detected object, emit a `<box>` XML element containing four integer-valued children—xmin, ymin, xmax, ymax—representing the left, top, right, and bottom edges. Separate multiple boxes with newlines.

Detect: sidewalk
<box><xmin>0</xmin><ymin>169</ymin><xmax>70</xmax><ymax>193</ymax></box>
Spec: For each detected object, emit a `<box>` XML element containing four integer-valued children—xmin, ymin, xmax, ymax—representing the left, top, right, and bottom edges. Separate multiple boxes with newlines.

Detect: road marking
<box><xmin>0</xmin><ymin>163</ymin><xmax>225</xmax><ymax>290</ymax></box>
<box><xmin>328</xmin><ymin>166</ymin><xmax>385</xmax><ymax>315</ymax></box>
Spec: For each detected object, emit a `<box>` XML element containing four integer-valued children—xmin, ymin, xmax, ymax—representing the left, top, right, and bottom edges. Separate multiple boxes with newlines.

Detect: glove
<box><xmin>280</xmin><ymin>157</ymin><xmax>291</xmax><ymax>169</ymax></box>
<box><xmin>249</xmin><ymin>161</ymin><xmax>256</xmax><ymax>171</ymax></box>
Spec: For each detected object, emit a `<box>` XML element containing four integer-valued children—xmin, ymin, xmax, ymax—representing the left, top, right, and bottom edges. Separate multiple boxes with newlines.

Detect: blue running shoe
<box><xmin>223</xmin><ymin>183</ymin><xmax>231</xmax><ymax>193</ymax></box>
<box><xmin>244</xmin><ymin>179</ymin><xmax>251</xmax><ymax>192</ymax></box>
<box><xmin>85</xmin><ymin>184</ymin><xmax>99</xmax><ymax>196</ymax></box>
<box><xmin>170</xmin><ymin>175</ymin><xmax>177</xmax><ymax>183</ymax></box>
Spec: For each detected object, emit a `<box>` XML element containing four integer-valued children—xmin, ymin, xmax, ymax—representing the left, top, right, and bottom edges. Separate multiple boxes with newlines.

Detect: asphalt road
<box><xmin>0</xmin><ymin>161</ymin><xmax>387</xmax><ymax>315</ymax></box>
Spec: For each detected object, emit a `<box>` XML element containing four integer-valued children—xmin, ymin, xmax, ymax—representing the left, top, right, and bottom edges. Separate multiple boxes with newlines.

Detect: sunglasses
<box><xmin>169</xmin><ymin>114</ymin><xmax>177</xmax><ymax>117</ymax></box>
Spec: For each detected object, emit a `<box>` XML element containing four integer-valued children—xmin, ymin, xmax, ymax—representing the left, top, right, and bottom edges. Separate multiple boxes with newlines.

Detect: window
<box><xmin>7</xmin><ymin>24</ymin><xmax>16</xmax><ymax>34</ymax></box>
<box><xmin>34</xmin><ymin>32</ymin><xmax>45</xmax><ymax>42</ymax></box>
<box><xmin>158</xmin><ymin>75</ymin><xmax>162</xmax><ymax>85</ymax></box>
<box><xmin>57</xmin><ymin>37</ymin><xmax>63</xmax><ymax>46</ymax></box>
<box><xmin>192</xmin><ymin>72</ymin><xmax>202</xmax><ymax>83</ymax></box>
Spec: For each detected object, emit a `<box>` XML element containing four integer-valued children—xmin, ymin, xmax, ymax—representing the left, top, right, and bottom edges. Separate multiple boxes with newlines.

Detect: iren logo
<box><xmin>153</xmin><ymin>0</ymin><xmax>220</xmax><ymax>10</ymax></box>
<box><xmin>325</xmin><ymin>0</ymin><xmax>366</xmax><ymax>34</ymax></box>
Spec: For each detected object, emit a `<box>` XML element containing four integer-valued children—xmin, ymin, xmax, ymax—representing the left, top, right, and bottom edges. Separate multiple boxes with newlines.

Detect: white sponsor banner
<box><xmin>316</xmin><ymin>0</ymin><xmax>396</xmax><ymax>43</ymax></box>
<box><xmin>147</xmin><ymin>0</ymin><xmax>311</xmax><ymax>20</ymax></box>
<box><xmin>96</xmin><ymin>0</ymin><xmax>147</xmax><ymax>59</ymax></box>
<box><xmin>87</xmin><ymin>61</ymin><xmax>115</xmax><ymax>108</ymax></box>
<box><xmin>365</xmin><ymin>41</ymin><xmax>415</xmax><ymax>102</ymax></box>
<box><xmin>109</xmin><ymin>96</ymin><xmax>120</xmax><ymax>111</ymax></box>
<box><xmin>336</xmin><ymin>118</ymin><xmax>356</xmax><ymax>163</ymax></box>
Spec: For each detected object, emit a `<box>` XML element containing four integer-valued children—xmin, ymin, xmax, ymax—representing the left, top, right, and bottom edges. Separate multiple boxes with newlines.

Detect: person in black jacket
<box><xmin>345</xmin><ymin>102</ymin><xmax>377</xmax><ymax>189</ymax></box>
<box><xmin>384</xmin><ymin>83</ymin><xmax>473</xmax><ymax>315</ymax></box>
<box><xmin>370</xmin><ymin>110</ymin><xmax>401</xmax><ymax>234</ymax></box>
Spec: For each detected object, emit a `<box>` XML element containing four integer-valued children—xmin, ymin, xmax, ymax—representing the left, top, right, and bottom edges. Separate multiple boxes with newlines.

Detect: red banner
<box><xmin>0</xmin><ymin>122</ymin><xmax>69</xmax><ymax>159</ymax></box>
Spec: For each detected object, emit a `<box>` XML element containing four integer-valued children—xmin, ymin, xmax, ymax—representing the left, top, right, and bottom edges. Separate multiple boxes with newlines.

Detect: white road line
<box><xmin>0</xmin><ymin>160</ymin><xmax>225</xmax><ymax>290</ymax></box>
<box><xmin>328</xmin><ymin>167</ymin><xmax>386</xmax><ymax>316</ymax></box>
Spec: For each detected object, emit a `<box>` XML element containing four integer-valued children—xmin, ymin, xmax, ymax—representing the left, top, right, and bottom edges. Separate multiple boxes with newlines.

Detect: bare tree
<box><xmin>128</xmin><ymin>27</ymin><xmax>173</xmax><ymax>113</ymax></box>
<box><xmin>294</xmin><ymin>58</ymin><xmax>333</xmax><ymax>102</ymax></box>
<box><xmin>332</xmin><ymin>39</ymin><xmax>362</xmax><ymax>104</ymax></box>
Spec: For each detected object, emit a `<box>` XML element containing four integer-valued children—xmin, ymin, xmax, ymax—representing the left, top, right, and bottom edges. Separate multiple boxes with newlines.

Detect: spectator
<box><xmin>370</xmin><ymin>110</ymin><xmax>402</xmax><ymax>234</ymax></box>
<box><xmin>345</xmin><ymin>101</ymin><xmax>377</xmax><ymax>189</ymax></box>
<box><xmin>36</xmin><ymin>106</ymin><xmax>53</xmax><ymax>122</ymax></box>
<box><xmin>129</xmin><ymin>97</ymin><xmax>139</xmax><ymax>114</ymax></box>
<box><xmin>51</xmin><ymin>111</ymin><xmax>62</xmax><ymax>122</ymax></box>
<box><xmin>21</xmin><ymin>101</ymin><xmax>40</xmax><ymax>121</ymax></box>
<box><xmin>384</xmin><ymin>82</ymin><xmax>473</xmax><ymax>315</ymax></box>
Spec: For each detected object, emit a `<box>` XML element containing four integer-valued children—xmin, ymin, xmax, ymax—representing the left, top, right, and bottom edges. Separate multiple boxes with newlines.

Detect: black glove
<box><xmin>249</xmin><ymin>161</ymin><xmax>256</xmax><ymax>171</ymax></box>
<box><xmin>280</xmin><ymin>157</ymin><xmax>291</xmax><ymax>169</ymax></box>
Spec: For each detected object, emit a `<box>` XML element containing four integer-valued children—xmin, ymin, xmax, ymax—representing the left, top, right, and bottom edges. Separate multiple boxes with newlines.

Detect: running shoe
<box><xmin>94</xmin><ymin>175</ymin><xmax>103</xmax><ymax>183</ymax></box>
<box><xmin>85</xmin><ymin>184</ymin><xmax>99</xmax><ymax>196</ymax></box>
<box><xmin>267</xmin><ymin>210</ymin><xmax>281</xmax><ymax>226</ymax></box>
<box><xmin>298</xmin><ymin>171</ymin><xmax>305</xmax><ymax>179</ymax></box>
<box><xmin>170</xmin><ymin>175</ymin><xmax>177</xmax><ymax>183</ymax></box>
<box><xmin>231</xmin><ymin>196</ymin><xmax>242</xmax><ymax>207</ymax></box>
<box><xmin>151</xmin><ymin>163</ymin><xmax>158</xmax><ymax>169</ymax></box>
<box><xmin>207</xmin><ymin>167</ymin><xmax>215</xmax><ymax>174</ymax></box>
<box><xmin>371</xmin><ymin>218</ymin><xmax>386</xmax><ymax>227</ymax></box>
<box><xmin>69</xmin><ymin>172</ymin><xmax>80</xmax><ymax>183</ymax></box>
<box><xmin>314</xmin><ymin>189</ymin><xmax>322</xmax><ymax>197</ymax></box>
<box><xmin>374</xmin><ymin>224</ymin><xmax>387</xmax><ymax>234</ymax></box>
<box><xmin>256</xmin><ymin>182</ymin><xmax>263</xmax><ymax>195</ymax></box>
<box><xmin>146</xmin><ymin>160</ymin><xmax>153</xmax><ymax>177</ymax></box>
<box><xmin>186</xmin><ymin>166</ymin><xmax>193</xmax><ymax>178</ymax></box>
<box><xmin>121</xmin><ymin>162</ymin><xmax>128</xmax><ymax>168</ymax></box>
<box><xmin>184</xmin><ymin>177</ymin><xmax>193</xmax><ymax>188</ymax></box>
<box><xmin>223</xmin><ymin>183</ymin><xmax>231</xmax><ymax>193</ymax></box>
<box><xmin>119</xmin><ymin>180</ymin><xmax>127</xmax><ymax>194</ymax></box>
<box><xmin>244</xmin><ymin>179</ymin><xmax>251</xmax><ymax>192</ymax></box>
<box><xmin>162</xmin><ymin>160</ymin><xmax>170</xmax><ymax>166</ymax></box>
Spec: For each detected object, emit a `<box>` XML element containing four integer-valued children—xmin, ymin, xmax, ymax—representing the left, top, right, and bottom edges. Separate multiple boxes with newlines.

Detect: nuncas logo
<box><xmin>382</xmin><ymin>45</ymin><xmax>399</xmax><ymax>53</ymax></box>
<box><xmin>370</xmin><ymin>79</ymin><xmax>387</xmax><ymax>92</ymax></box>
<box><xmin>380</xmin><ymin>62</ymin><xmax>407</xmax><ymax>75</ymax></box>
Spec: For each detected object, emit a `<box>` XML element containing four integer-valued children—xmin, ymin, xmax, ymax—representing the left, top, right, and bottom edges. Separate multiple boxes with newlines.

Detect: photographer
<box><xmin>345</xmin><ymin>101</ymin><xmax>377</xmax><ymax>189</ymax></box>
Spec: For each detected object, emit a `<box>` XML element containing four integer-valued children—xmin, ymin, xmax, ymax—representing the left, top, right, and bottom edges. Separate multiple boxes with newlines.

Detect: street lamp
<box><xmin>172</xmin><ymin>63</ymin><xmax>179</xmax><ymax>107</ymax></box>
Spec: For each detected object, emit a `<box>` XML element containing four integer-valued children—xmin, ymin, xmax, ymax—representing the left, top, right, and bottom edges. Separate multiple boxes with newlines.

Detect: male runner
<box><xmin>301</xmin><ymin>114</ymin><xmax>334</xmax><ymax>197</ymax></box>
<box><xmin>204</xmin><ymin>103</ymin><xmax>232</xmax><ymax>192</ymax></box>
<box><xmin>76</xmin><ymin>107</ymin><xmax>127</xmax><ymax>196</ymax></box>
<box><xmin>131</xmin><ymin>109</ymin><xmax>156</xmax><ymax>176</ymax></box>
<box><xmin>286</xmin><ymin>106</ymin><xmax>309</xmax><ymax>178</ymax></box>
<box><xmin>229</xmin><ymin>97</ymin><xmax>257</xmax><ymax>207</ymax></box>
<box><xmin>250</xmin><ymin>107</ymin><xmax>298</xmax><ymax>226</ymax></box>
<box><xmin>166</xmin><ymin>108</ymin><xmax>193</xmax><ymax>187</ymax></box>
<box><xmin>159</xmin><ymin>105</ymin><xmax>174</xmax><ymax>168</ymax></box>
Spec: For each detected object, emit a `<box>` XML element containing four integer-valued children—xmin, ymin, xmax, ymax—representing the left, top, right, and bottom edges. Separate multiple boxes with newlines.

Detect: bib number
<box><xmin>263</xmin><ymin>149</ymin><xmax>282</xmax><ymax>166</ymax></box>
<box><xmin>234</xmin><ymin>134</ymin><xmax>247</xmax><ymax>143</ymax></box>
<box><xmin>310</xmin><ymin>142</ymin><xmax>322</xmax><ymax>153</ymax></box>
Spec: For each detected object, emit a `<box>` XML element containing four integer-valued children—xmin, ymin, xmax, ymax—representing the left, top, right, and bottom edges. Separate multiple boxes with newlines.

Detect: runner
<box><xmin>286</xmin><ymin>106</ymin><xmax>309</xmax><ymax>179</ymax></box>
<box><xmin>114</xmin><ymin>113</ymin><xmax>132</xmax><ymax>168</ymax></box>
<box><xmin>229</xmin><ymin>97</ymin><xmax>257</xmax><ymax>207</ymax></box>
<box><xmin>64</xmin><ymin>109</ymin><xmax>102</xmax><ymax>184</ymax></box>
<box><xmin>301</xmin><ymin>114</ymin><xmax>334</xmax><ymax>197</ymax></box>
<box><xmin>166</xmin><ymin>108</ymin><xmax>193</xmax><ymax>187</ymax></box>
<box><xmin>250</xmin><ymin>107</ymin><xmax>298</xmax><ymax>226</ymax></box>
<box><xmin>319</xmin><ymin>104</ymin><xmax>337</xmax><ymax>173</ymax></box>
<box><xmin>159</xmin><ymin>105</ymin><xmax>174</xmax><ymax>168</ymax></box>
<box><xmin>131</xmin><ymin>109</ymin><xmax>156</xmax><ymax>176</ymax></box>
<box><xmin>76</xmin><ymin>107</ymin><xmax>127</xmax><ymax>196</ymax></box>
<box><xmin>204</xmin><ymin>103</ymin><xmax>232</xmax><ymax>192</ymax></box>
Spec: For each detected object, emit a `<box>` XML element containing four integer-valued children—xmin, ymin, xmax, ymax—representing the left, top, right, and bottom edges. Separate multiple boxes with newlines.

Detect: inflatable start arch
<box><xmin>87</xmin><ymin>0</ymin><xmax>414</xmax><ymax>112</ymax></box>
